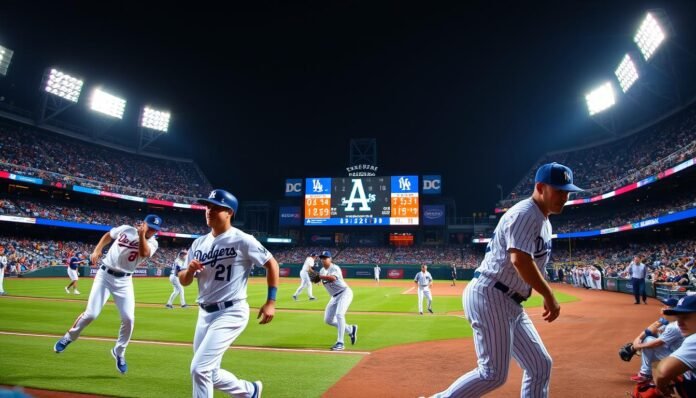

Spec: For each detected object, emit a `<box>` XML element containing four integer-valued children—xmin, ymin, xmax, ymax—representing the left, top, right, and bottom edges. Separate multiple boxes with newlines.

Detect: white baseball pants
<box><xmin>293</xmin><ymin>270</ymin><xmax>313</xmax><ymax>298</ymax></box>
<box><xmin>190</xmin><ymin>301</ymin><xmax>256</xmax><ymax>398</ymax></box>
<box><xmin>65</xmin><ymin>268</ymin><xmax>135</xmax><ymax>357</ymax></box>
<box><xmin>324</xmin><ymin>288</ymin><xmax>354</xmax><ymax>344</ymax></box>
<box><xmin>167</xmin><ymin>274</ymin><xmax>186</xmax><ymax>306</ymax></box>
<box><xmin>417</xmin><ymin>287</ymin><xmax>432</xmax><ymax>313</ymax></box>
<box><xmin>435</xmin><ymin>276</ymin><xmax>552</xmax><ymax>398</ymax></box>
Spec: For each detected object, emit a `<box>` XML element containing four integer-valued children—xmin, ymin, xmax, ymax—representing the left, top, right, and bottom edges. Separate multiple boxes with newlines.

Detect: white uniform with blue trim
<box><xmin>182</xmin><ymin>227</ymin><xmax>271</xmax><ymax>398</ymax></box>
<box><xmin>293</xmin><ymin>256</ymin><xmax>315</xmax><ymax>299</ymax></box>
<box><xmin>639</xmin><ymin>321</ymin><xmax>684</xmax><ymax>377</ymax></box>
<box><xmin>320</xmin><ymin>263</ymin><xmax>355</xmax><ymax>345</ymax></box>
<box><xmin>167</xmin><ymin>256</ymin><xmax>187</xmax><ymax>307</ymax></box>
<box><xmin>414</xmin><ymin>271</ymin><xmax>433</xmax><ymax>313</ymax></box>
<box><xmin>64</xmin><ymin>225</ymin><xmax>158</xmax><ymax>357</ymax></box>
<box><xmin>436</xmin><ymin>198</ymin><xmax>553</xmax><ymax>398</ymax></box>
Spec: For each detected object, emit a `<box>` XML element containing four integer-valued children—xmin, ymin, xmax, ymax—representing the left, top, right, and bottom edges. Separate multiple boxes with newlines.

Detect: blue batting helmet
<box><xmin>197</xmin><ymin>189</ymin><xmax>239</xmax><ymax>214</ymax></box>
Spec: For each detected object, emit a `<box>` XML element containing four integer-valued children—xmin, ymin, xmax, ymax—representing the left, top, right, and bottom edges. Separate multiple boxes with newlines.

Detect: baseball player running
<box><xmin>0</xmin><ymin>248</ymin><xmax>7</xmax><ymax>295</ymax></box>
<box><xmin>315</xmin><ymin>251</ymin><xmax>358</xmax><ymax>351</ymax></box>
<box><xmin>166</xmin><ymin>250</ymin><xmax>188</xmax><ymax>308</ymax></box>
<box><xmin>54</xmin><ymin>214</ymin><xmax>163</xmax><ymax>375</ymax></box>
<box><xmin>179</xmin><ymin>189</ymin><xmax>279</xmax><ymax>398</ymax></box>
<box><xmin>293</xmin><ymin>252</ymin><xmax>317</xmax><ymax>301</ymax></box>
<box><xmin>429</xmin><ymin>162</ymin><xmax>582</xmax><ymax>398</ymax></box>
<box><xmin>374</xmin><ymin>264</ymin><xmax>381</xmax><ymax>285</ymax></box>
<box><xmin>414</xmin><ymin>264</ymin><xmax>433</xmax><ymax>314</ymax></box>
<box><xmin>65</xmin><ymin>251</ymin><xmax>87</xmax><ymax>295</ymax></box>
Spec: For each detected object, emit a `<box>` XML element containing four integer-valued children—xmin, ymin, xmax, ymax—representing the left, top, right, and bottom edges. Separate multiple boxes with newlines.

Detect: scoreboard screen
<box><xmin>304</xmin><ymin>176</ymin><xmax>419</xmax><ymax>226</ymax></box>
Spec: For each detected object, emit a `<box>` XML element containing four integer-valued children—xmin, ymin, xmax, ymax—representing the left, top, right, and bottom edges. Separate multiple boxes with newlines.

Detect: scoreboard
<box><xmin>304</xmin><ymin>176</ymin><xmax>419</xmax><ymax>226</ymax></box>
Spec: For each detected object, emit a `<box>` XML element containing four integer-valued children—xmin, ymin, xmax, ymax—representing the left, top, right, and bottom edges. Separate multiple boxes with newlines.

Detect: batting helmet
<box><xmin>197</xmin><ymin>189</ymin><xmax>239</xmax><ymax>214</ymax></box>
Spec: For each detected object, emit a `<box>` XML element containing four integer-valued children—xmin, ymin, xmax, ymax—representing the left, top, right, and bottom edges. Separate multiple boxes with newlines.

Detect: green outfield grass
<box><xmin>0</xmin><ymin>334</ymin><xmax>360</xmax><ymax>398</ymax></box>
<box><xmin>0</xmin><ymin>277</ymin><xmax>579</xmax><ymax>396</ymax></box>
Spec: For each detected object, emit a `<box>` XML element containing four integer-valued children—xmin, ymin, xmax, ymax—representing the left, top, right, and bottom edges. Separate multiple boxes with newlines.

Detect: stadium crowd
<box><xmin>0</xmin><ymin>196</ymin><xmax>208</xmax><ymax>235</ymax></box>
<box><xmin>502</xmin><ymin>103</ymin><xmax>696</xmax><ymax>206</ymax></box>
<box><xmin>0</xmin><ymin>123</ymin><xmax>212</xmax><ymax>202</ymax></box>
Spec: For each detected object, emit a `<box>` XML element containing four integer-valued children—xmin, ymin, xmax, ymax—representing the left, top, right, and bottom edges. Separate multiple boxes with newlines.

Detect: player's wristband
<box><xmin>658</xmin><ymin>317</ymin><xmax>669</xmax><ymax>326</ymax></box>
<box><xmin>267</xmin><ymin>286</ymin><xmax>277</xmax><ymax>301</ymax></box>
<box><xmin>644</xmin><ymin>328</ymin><xmax>654</xmax><ymax>338</ymax></box>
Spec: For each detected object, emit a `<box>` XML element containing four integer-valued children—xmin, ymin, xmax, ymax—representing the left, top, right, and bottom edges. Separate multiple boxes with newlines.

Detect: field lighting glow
<box><xmin>89</xmin><ymin>88</ymin><xmax>126</xmax><ymax>119</ymax></box>
<box><xmin>615</xmin><ymin>54</ymin><xmax>639</xmax><ymax>93</ymax></box>
<box><xmin>44</xmin><ymin>69</ymin><xmax>84</xmax><ymax>102</ymax></box>
<box><xmin>141</xmin><ymin>106</ymin><xmax>171</xmax><ymax>132</ymax></box>
<box><xmin>585</xmin><ymin>82</ymin><xmax>616</xmax><ymax>116</ymax></box>
<box><xmin>0</xmin><ymin>45</ymin><xmax>14</xmax><ymax>76</ymax></box>
<box><xmin>634</xmin><ymin>13</ymin><xmax>666</xmax><ymax>61</ymax></box>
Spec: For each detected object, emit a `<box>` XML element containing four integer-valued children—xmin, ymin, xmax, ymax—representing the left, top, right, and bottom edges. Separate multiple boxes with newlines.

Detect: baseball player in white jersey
<box><xmin>0</xmin><ymin>249</ymin><xmax>7</xmax><ymax>295</ymax></box>
<box><xmin>429</xmin><ymin>162</ymin><xmax>582</xmax><ymax>398</ymax></box>
<box><xmin>414</xmin><ymin>264</ymin><xmax>433</xmax><ymax>315</ymax></box>
<box><xmin>316</xmin><ymin>251</ymin><xmax>358</xmax><ymax>351</ymax></box>
<box><xmin>374</xmin><ymin>264</ymin><xmax>381</xmax><ymax>285</ymax></box>
<box><xmin>166</xmin><ymin>250</ymin><xmax>188</xmax><ymax>308</ymax></box>
<box><xmin>293</xmin><ymin>253</ymin><xmax>317</xmax><ymax>301</ymax></box>
<box><xmin>179</xmin><ymin>189</ymin><xmax>279</xmax><ymax>398</ymax></box>
<box><xmin>54</xmin><ymin>214</ymin><xmax>163</xmax><ymax>375</ymax></box>
<box><xmin>657</xmin><ymin>295</ymin><xmax>696</xmax><ymax>396</ymax></box>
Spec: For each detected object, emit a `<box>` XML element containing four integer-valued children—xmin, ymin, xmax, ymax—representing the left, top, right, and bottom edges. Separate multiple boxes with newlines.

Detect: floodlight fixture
<box><xmin>141</xmin><ymin>106</ymin><xmax>171</xmax><ymax>132</ymax></box>
<box><xmin>90</xmin><ymin>88</ymin><xmax>126</xmax><ymax>119</ymax></box>
<box><xmin>634</xmin><ymin>12</ymin><xmax>666</xmax><ymax>61</ymax></box>
<box><xmin>0</xmin><ymin>45</ymin><xmax>13</xmax><ymax>76</ymax></box>
<box><xmin>585</xmin><ymin>82</ymin><xmax>616</xmax><ymax>116</ymax></box>
<box><xmin>615</xmin><ymin>54</ymin><xmax>639</xmax><ymax>93</ymax></box>
<box><xmin>44</xmin><ymin>68</ymin><xmax>84</xmax><ymax>102</ymax></box>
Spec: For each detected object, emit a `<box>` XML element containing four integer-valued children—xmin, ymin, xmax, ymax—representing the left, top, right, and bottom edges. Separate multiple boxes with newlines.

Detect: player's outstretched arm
<box><xmin>91</xmin><ymin>232</ymin><xmax>113</xmax><ymax>265</ymax></box>
<box><xmin>510</xmin><ymin>248</ymin><xmax>560</xmax><ymax>322</ymax></box>
<box><xmin>258</xmin><ymin>257</ymin><xmax>279</xmax><ymax>324</ymax></box>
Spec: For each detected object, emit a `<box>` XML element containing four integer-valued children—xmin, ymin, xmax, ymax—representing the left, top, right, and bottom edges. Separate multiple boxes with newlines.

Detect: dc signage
<box><xmin>422</xmin><ymin>175</ymin><xmax>442</xmax><ymax>194</ymax></box>
<box><xmin>284</xmin><ymin>179</ymin><xmax>303</xmax><ymax>197</ymax></box>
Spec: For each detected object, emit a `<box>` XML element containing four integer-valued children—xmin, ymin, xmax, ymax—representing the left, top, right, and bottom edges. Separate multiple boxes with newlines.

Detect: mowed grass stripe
<box><xmin>0</xmin><ymin>334</ymin><xmax>360</xmax><ymax>398</ymax></box>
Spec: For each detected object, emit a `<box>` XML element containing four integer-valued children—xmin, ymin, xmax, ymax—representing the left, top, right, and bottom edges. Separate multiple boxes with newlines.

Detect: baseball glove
<box><xmin>620</xmin><ymin>342</ymin><xmax>637</xmax><ymax>362</ymax></box>
<box><xmin>308</xmin><ymin>269</ymin><xmax>321</xmax><ymax>284</ymax></box>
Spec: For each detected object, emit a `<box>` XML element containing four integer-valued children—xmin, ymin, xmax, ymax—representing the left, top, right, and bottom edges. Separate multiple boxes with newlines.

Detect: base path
<box><xmin>325</xmin><ymin>284</ymin><xmax>662</xmax><ymax>397</ymax></box>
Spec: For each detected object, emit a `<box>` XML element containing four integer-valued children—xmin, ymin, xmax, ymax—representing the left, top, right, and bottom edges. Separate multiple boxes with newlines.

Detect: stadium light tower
<box><xmin>138</xmin><ymin>105</ymin><xmax>171</xmax><ymax>151</ymax></box>
<box><xmin>634</xmin><ymin>12</ymin><xmax>666</xmax><ymax>61</ymax></box>
<box><xmin>585</xmin><ymin>82</ymin><xmax>616</xmax><ymax>116</ymax></box>
<box><xmin>38</xmin><ymin>68</ymin><xmax>84</xmax><ymax>123</ymax></box>
<box><xmin>0</xmin><ymin>45</ymin><xmax>13</xmax><ymax>76</ymax></box>
<box><xmin>89</xmin><ymin>87</ymin><xmax>126</xmax><ymax>119</ymax></box>
<box><xmin>615</xmin><ymin>54</ymin><xmax>639</xmax><ymax>93</ymax></box>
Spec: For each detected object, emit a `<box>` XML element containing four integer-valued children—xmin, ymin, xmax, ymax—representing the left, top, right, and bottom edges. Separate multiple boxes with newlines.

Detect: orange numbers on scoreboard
<box><xmin>391</xmin><ymin>196</ymin><xmax>418</xmax><ymax>217</ymax></box>
<box><xmin>305</xmin><ymin>197</ymin><xmax>330</xmax><ymax>219</ymax></box>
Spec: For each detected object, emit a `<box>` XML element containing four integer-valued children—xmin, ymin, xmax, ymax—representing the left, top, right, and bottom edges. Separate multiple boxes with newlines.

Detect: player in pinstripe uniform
<box><xmin>429</xmin><ymin>162</ymin><xmax>582</xmax><ymax>398</ymax></box>
<box><xmin>166</xmin><ymin>250</ymin><xmax>188</xmax><ymax>308</ymax></box>
<box><xmin>179</xmin><ymin>189</ymin><xmax>279</xmax><ymax>398</ymax></box>
<box><xmin>317</xmin><ymin>250</ymin><xmax>358</xmax><ymax>351</ymax></box>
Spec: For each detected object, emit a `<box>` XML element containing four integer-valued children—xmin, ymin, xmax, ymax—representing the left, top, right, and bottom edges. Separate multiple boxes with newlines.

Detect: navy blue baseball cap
<box><xmin>319</xmin><ymin>250</ymin><xmax>332</xmax><ymax>258</ymax></box>
<box><xmin>197</xmin><ymin>189</ymin><xmax>239</xmax><ymax>213</ymax></box>
<box><xmin>144</xmin><ymin>214</ymin><xmax>163</xmax><ymax>231</ymax></box>
<box><xmin>178</xmin><ymin>250</ymin><xmax>187</xmax><ymax>255</ymax></box>
<box><xmin>310</xmin><ymin>252</ymin><xmax>318</xmax><ymax>257</ymax></box>
<box><xmin>663</xmin><ymin>295</ymin><xmax>696</xmax><ymax>315</ymax></box>
<box><xmin>661</xmin><ymin>297</ymin><xmax>680</xmax><ymax>307</ymax></box>
<box><xmin>535</xmin><ymin>162</ymin><xmax>583</xmax><ymax>192</ymax></box>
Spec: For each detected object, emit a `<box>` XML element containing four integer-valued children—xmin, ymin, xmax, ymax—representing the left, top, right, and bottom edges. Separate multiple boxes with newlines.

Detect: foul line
<box><xmin>0</xmin><ymin>331</ymin><xmax>370</xmax><ymax>356</ymax></box>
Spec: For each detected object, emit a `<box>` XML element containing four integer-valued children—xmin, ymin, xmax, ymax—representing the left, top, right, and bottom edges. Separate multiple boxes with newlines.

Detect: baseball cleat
<box><xmin>111</xmin><ymin>348</ymin><xmax>128</xmax><ymax>374</ymax></box>
<box><xmin>428</xmin><ymin>308</ymin><xmax>433</xmax><ymax>314</ymax></box>
<box><xmin>165</xmin><ymin>304</ymin><xmax>173</xmax><ymax>309</ymax></box>
<box><xmin>252</xmin><ymin>380</ymin><xmax>263</xmax><ymax>398</ymax></box>
<box><xmin>64</xmin><ymin>287</ymin><xmax>70</xmax><ymax>294</ymax></box>
<box><xmin>350</xmin><ymin>325</ymin><xmax>358</xmax><ymax>345</ymax></box>
<box><xmin>331</xmin><ymin>342</ymin><xmax>345</xmax><ymax>351</ymax></box>
<box><xmin>630</xmin><ymin>373</ymin><xmax>652</xmax><ymax>383</ymax></box>
<box><xmin>181</xmin><ymin>304</ymin><xmax>188</xmax><ymax>308</ymax></box>
<box><xmin>292</xmin><ymin>295</ymin><xmax>297</xmax><ymax>301</ymax></box>
<box><xmin>54</xmin><ymin>337</ymin><xmax>72</xmax><ymax>353</ymax></box>
<box><xmin>74</xmin><ymin>290</ymin><xmax>80</xmax><ymax>295</ymax></box>
<box><xmin>419</xmin><ymin>312</ymin><xmax>423</xmax><ymax>315</ymax></box>
<box><xmin>309</xmin><ymin>297</ymin><xmax>317</xmax><ymax>301</ymax></box>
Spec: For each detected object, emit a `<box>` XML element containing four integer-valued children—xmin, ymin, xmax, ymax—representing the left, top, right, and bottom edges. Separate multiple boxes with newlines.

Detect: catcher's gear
<box><xmin>308</xmin><ymin>269</ymin><xmax>321</xmax><ymax>284</ymax></box>
<box><xmin>620</xmin><ymin>342</ymin><xmax>637</xmax><ymax>362</ymax></box>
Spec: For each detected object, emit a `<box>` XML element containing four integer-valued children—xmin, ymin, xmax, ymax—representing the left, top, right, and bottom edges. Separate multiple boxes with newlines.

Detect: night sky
<box><xmin>1</xmin><ymin>1</ymin><xmax>695</xmax><ymax>216</ymax></box>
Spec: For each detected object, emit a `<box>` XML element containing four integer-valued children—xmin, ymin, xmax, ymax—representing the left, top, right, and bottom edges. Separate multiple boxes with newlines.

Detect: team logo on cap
<box><xmin>153</xmin><ymin>218</ymin><xmax>160</xmax><ymax>225</ymax></box>
<box><xmin>208</xmin><ymin>191</ymin><xmax>216</xmax><ymax>199</ymax></box>
<box><xmin>563</xmin><ymin>171</ymin><xmax>570</xmax><ymax>183</ymax></box>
